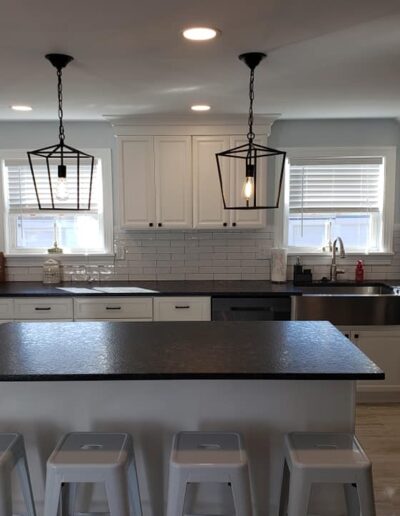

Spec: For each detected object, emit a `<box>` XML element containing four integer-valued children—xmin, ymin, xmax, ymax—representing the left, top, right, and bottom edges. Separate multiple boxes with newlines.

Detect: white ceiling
<box><xmin>1</xmin><ymin>0</ymin><xmax>400</xmax><ymax>121</ymax></box>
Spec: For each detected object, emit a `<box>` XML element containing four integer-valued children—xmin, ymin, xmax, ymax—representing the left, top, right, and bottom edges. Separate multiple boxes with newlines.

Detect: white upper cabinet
<box><xmin>193</xmin><ymin>135</ymin><xmax>266</xmax><ymax>229</ymax></box>
<box><xmin>193</xmin><ymin>135</ymin><xmax>230</xmax><ymax>229</ymax></box>
<box><xmin>115</xmin><ymin>118</ymin><xmax>275</xmax><ymax>230</ymax></box>
<box><xmin>118</xmin><ymin>136</ymin><xmax>156</xmax><ymax>229</ymax></box>
<box><xmin>118</xmin><ymin>135</ymin><xmax>192</xmax><ymax>229</ymax></box>
<box><xmin>154</xmin><ymin>136</ymin><xmax>192</xmax><ymax>229</ymax></box>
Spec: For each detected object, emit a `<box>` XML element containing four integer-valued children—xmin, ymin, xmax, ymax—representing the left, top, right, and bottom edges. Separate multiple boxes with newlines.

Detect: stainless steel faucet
<box><xmin>330</xmin><ymin>237</ymin><xmax>346</xmax><ymax>282</ymax></box>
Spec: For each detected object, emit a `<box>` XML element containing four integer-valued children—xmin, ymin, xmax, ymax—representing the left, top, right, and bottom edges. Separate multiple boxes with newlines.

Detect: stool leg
<box><xmin>287</xmin><ymin>473</ymin><xmax>311</xmax><ymax>516</ymax></box>
<box><xmin>105</xmin><ymin>469</ymin><xmax>131</xmax><ymax>516</ymax></box>
<box><xmin>279</xmin><ymin>461</ymin><xmax>290</xmax><ymax>516</ymax></box>
<box><xmin>61</xmin><ymin>484</ymin><xmax>77</xmax><ymax>516</ymax></box>
<box><xmin>230</xmin><ymin>466</ymin><xmax>253</xmax><ymax>516</ymax></box>
<box><xmin>166</xmin><ymin>472</ymin><xmax>187</xmax><ymax>516</ymax></box>
<box><xmin>357</xmin><ymin>468</ymin><xmax>376</xmax><ymax>516</ymax></box>
<box><xmin>127</xmin><ymin>460</ymin><xmax>143</xmax><ymax>516</ymax></box>
<box><xmin>16</xmin><ymin>456</ymin><xmax>37</xmax><ymax>516</ymax></box>
<box><xmin>43</xmin><ymin>472</ymin><xmax>62</xmax><ymax>516</ymax></box>
<box><xmin>0</xmin><ymin>469</ymin><xmax>12</xmax><ymax>516</ymax></box>
<box><xmin>344</xmin><ymin>483</ymin><xmax>360</xmax><ymax>516</ymax></box>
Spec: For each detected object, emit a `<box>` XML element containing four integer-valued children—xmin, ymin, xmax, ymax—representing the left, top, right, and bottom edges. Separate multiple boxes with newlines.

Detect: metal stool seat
<box><xmin>166</xmin><ymin>431</ymin><xmax>252</xmax><ymax>516</ymax></box>
<box><xmin>279</xmin><ymin>432</ymin><xmax>376</xmax><ymax>516</ymax></box>
<box><xmin>44</xmin><ymin>432</ymin><xmax>142</xmax><ymax>516</ymax></box>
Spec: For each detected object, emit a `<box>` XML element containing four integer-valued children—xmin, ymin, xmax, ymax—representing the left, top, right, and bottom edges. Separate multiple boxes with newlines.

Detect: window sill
<box><xmin>5</xmin><ymin>253</ymin><xmax>115</xmax><ymax>267</ymax></box>
<box><xmin>287</xmin><ymin>252</ymin><xmax>394</xmax><ymax>266</ymax></box>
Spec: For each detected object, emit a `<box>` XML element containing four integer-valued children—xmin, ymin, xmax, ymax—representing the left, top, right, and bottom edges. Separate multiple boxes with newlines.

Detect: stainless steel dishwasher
<box><xmin>211</xmin><ymin>297</ymin><xmax>291</xmax><ymax>321</ymax></box>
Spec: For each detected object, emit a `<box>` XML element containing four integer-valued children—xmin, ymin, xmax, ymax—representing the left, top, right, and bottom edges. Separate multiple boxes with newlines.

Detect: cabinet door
<box><xmin>354</xmin><ymin>330</ymin><xmax>400</xmax><ymax>391</ymax></box>
<box><xmin>193</xmin><ymin>136</ymin><xmax>230</xmax><ymax>229</ymax></box>
<box><xmin>14</xmin><ymin>298</ymin><xmax>73</xmax><ymax>320</ymax></box>
<box><xmin>118</xmin><ymin>136</ymin><xmax>156</xmax><ymax>229</ymax></box>
<box><xmin>153</xmin><ymin>297</ymin><xmax>211</xmax><ymax>321</ymax></box>
<box><xmin>73</xmin><ymin>297</ymin><xmax>153</xmax><ymax>321</ymax></box>
<box><xmin>229</xmin><ymin>136</ymin><xmax>267</xmax><ymax>228</ymax></box>
<box><xmin>0</xmin><ymin>299</ymin><xmax>14</xmax><ymax>320</ymax></box>
<box><xmin>154</xmin><ymin>136</ymin><xmax>192</xmax><ymax>229</ymax></box>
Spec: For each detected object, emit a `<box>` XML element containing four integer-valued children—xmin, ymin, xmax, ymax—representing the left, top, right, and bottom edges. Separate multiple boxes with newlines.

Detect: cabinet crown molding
<box><xmin>106</xmin><ymin>114</ymin><xmax>280</xmax><ymax>137</ymax></box>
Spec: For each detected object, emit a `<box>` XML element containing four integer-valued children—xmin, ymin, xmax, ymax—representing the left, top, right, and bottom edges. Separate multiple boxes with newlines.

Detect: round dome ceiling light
<box><xmin>191</xmin><ymin>105</ymin><xmax>211</xmax><ymax>111</ymax></box>
<box><xmin>11</xmin><ymin>105</ymin><xmax>33</xmax><ymax>111</ymax></box>
<box><xmin>183</xmin><ymin>27</ymin><xmax>220</xmax><ymax>41</ymax></box>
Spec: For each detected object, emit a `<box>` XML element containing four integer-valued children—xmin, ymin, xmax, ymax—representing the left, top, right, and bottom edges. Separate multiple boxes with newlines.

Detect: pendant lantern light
<box><xmin>216</xmin><ymin>52</ymin><xmax>286</xmax><ymax>209</ymax></box>
<box><xmin>27</xmin><ymin>54</ymin><xmax>95</xmax><ymax>210</ymax></box>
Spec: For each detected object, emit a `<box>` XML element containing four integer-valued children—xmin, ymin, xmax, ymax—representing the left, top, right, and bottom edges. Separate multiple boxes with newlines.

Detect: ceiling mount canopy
<box><xmin>27</xmin><ymin>53</ymin><xmax>95</xmax><ymax>211</ymax></box>
<box><xmin>216</xmin><ymin>52</ymin><xmax>286</xmax><ymax>210</ymax></box>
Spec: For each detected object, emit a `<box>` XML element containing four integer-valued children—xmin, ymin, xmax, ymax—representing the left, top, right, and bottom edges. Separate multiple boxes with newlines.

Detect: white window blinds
<box><xmin>289</xmin><ymin>157</ymin><xmax>384</xmax><ymax>213</ymax></box>
<box><xmin>4</xmin><ymin>159</ymin><xmax>99</xmax><ymax>213</ymax></box>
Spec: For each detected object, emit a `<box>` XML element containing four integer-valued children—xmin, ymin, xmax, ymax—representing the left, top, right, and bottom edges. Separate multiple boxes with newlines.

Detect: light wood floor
<box><xmin>356</xmin><ymin>404</ymin><xmax>400</xmax><ymax>516</ymax></box>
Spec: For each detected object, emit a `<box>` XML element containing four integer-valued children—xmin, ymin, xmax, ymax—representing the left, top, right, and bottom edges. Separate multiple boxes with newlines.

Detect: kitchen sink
<box><xmin>292</xmin><ymin>282</ymin><xmax>400</xmax><ymax>325</ymax></box>
<box><xmin>299</xmin><ymin>283</ymin><xmax>394</xmax><ymax>295</ymax></box>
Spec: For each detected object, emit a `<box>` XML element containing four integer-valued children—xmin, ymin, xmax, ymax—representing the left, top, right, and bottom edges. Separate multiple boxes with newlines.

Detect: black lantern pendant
<box><xmin>27</xmin><ymin>54</ymin><xmax>95</xmax><ymax>210</ymax></box>
<box><xmin>216</xmin><ymin>52</ymin><xmax>286</xmax><ymax>209</ymax></box>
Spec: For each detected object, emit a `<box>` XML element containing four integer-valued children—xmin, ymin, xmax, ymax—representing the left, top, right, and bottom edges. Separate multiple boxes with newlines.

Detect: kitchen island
<box><xmin>0</xmin><ymin>321</ymin><xmax>383</xmax><ymax>515</ymax></box>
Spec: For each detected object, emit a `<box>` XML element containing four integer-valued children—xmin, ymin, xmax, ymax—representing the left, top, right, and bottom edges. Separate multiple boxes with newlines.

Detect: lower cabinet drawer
<box><xmin>0</xmin><ymin>299</ymin><xmax>14</xmax><ymax>320</ymax></box>
<box><xmin>153</xmin><ymin>297</ymin><xmax>211</xmax><ymax>321</ymax></box>
<box><xmin>73</xmin><ymin>297</ymin><xmax>153</xmax><ymax>320</ymax></box>
<box><xmin>14</xmin><ymin>298</ymin><xmax>73</xmax><ymax>320</ymax></box>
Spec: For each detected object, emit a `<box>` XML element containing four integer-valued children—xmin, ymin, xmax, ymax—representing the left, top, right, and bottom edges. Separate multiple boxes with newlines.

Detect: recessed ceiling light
<box><xmin>191</xmin><ymin>104</ymin><xmax>211</xmax><ymax>111</ymax></box>
<box><xmin>11</xmin><ymin>105</ymin><xmax>33</xmax><ymax>112</ymax></box>
<box><xmin>183</xmin><ymin>27</ymin><xmax>220</xmax><ymax>41</ymax></box>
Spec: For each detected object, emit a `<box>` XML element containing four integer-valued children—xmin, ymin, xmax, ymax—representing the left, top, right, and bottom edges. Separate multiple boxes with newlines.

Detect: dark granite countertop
<box><xmin>0</xmin><ymin>280</ymin><xmax>302</xmax><ymax>297</ymax></box>
<box><xmin>0</xmin><ymin>321</ymin><xmax>384</xmax><ymax>381</ymax></box>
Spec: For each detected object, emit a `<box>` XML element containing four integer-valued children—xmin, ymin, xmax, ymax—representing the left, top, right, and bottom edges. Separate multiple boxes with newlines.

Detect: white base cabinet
<box><xmin>153</xmin><ymin>297</ymin><xmax>211</xmax><ymax>321</ymax></box>
<box><xmin>339</xmin><ymin>326</ymin><xmax>400</xmax><ymax>402</ymax></box>
<box><xmin>14</xmin><ymin>298</ymin><xmax>73</xmax><ymax>321</ymax></box>
<box><xmin>73</xmin><ymin>297</ymin><xmax>153</xmax><ymax>321</ymax></box>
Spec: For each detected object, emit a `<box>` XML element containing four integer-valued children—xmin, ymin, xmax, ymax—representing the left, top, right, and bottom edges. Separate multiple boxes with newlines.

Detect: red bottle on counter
<box><xmin>355</xmin><ymin>260</ymin><xmax>364</xmax><ymax>283</ymax></box>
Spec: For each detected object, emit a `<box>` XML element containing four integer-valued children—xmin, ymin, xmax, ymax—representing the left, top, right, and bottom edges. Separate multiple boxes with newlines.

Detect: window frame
<box><xmin>275</xmin><ymin>146</ymin><xmax>396</xmax><ymax>256</ymax></box>
<box><xmin>0</xmin><ymin>148</ymin><xmax>113</xmax><ymax>257</ymax></box>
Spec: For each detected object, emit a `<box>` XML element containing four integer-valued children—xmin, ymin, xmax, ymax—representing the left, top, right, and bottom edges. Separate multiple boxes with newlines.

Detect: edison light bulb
<box><xmin>56</xmin><ymin>177</ymin><xmax>69</xmax><ymax>201</ymax></box>
<box><xmin>56</xmin><ymin>164</ymin><xmax>69</xmax><ymax>201</ymax></box>
<box><xmin>243</xmin><ymin>177</ymin><xmax>254</xmax><ymax>204</ymax></box>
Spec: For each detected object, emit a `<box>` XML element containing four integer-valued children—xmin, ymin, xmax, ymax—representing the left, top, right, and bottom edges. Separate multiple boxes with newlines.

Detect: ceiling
<box><xmin>1</xmin><ymin>0</ymin><xmax>400</xmax><ymax>121</ymax></box>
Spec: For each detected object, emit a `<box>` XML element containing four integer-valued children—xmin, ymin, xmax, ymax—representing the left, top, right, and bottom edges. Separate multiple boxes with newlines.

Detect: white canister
<box><xmin>271</xmin><ymin>248</ymin><xmax>287</xmax><ymax>283</ymax></box>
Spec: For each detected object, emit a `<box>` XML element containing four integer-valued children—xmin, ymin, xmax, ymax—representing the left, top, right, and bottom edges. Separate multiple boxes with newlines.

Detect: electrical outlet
<box><xmin>115</xmin><ymin>244</ymin><xmax>125</xmax><ymax>260</ymax></box>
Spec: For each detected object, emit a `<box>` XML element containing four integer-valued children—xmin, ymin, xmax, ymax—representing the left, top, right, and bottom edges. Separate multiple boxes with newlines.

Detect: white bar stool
<box><xmin>0</xmin><ymin>433</ymin><xmax>36</xmax><ymax>516</ymax></box>
<box><xmin>44</xmin><ymin>432</ymin><xmax>142</xmax><ymax>516</ymax></box>
<box><xmin>166</xmin><ymin>431</ymin><xmax>252</xmax><ymax>516</ymax></box>
<box><xmin>279</xmin><ymin>432</ymin><xmax>376</xmax><ymax>516</ymax></box>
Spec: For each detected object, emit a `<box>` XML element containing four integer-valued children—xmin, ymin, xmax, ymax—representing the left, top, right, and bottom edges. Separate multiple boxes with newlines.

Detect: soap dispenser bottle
<box><xmin>355</xmin><ymin>260</ymin><xmax>364</xmax><ymax>283</ymax></box>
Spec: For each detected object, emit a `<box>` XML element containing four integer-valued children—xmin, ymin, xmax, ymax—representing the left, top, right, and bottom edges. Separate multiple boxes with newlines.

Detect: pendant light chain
<box><xmin>247</xmin><ymin>68</ymin><xmax>255</xmax><ymax>142</ymax></box>
<box><xmin>57</xmin><ymin>68</ymin><xmax>65</xmax><ymax>143</ymax></box>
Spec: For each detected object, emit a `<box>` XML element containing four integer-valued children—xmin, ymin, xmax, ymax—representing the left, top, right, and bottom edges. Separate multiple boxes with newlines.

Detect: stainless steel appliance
<box><xmin>212</xmin><ymin>297</ymin><xmax>291</xmax><ymax>321</ymax></box>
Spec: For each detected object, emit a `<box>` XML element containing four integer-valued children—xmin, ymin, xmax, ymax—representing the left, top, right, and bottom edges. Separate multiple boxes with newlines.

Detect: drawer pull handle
<box><xmin>106</xmin><ymin>306</ymin><xmax>122</xmax><ymax>310</ymax></box>
<box><xmin>175</xmin><ymin>305</ymin><xmax>190</xmax><ymax>309</ymax></box>
<box><xmin>34</xmin><ymin>307</ymin><xmax>51</xmax><ymax>311</ymax></box>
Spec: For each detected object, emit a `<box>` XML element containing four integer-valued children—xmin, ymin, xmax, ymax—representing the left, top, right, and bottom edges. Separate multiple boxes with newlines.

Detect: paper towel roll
<box><xmin>271</xmin><ymin>248</ymin><xmax>287</xmax><ymax>283</ymax></box>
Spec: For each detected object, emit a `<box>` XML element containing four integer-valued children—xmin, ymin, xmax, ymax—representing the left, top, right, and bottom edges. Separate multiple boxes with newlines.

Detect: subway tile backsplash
<box><xmin>6</xmin><ymin>226</ymin><xmax>400</xmax><ymax>282</ymax></box>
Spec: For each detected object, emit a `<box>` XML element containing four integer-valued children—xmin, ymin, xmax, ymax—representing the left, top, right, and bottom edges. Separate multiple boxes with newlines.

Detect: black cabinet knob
<box><xmin>149</xmin><ymin>222</ymin><xmax>154</xmax><ymax>227</ymax></box>
<box><xmin>223</xmin><ymin>222</ymin><xmax>227</xmax><ymax>227</ymax></box>
<box><xmin>354</xmin><ymin>334</ymin><xmax>359</xmax><ymax>339</ymax></box>
<box><xmin>232</xmin><ymin>222</ymin><xmax>237</xmax><ymax>227</ymax></box>
<box><xmin>158</xmin><ymin>222</ymin><xmax>162</xmax><ymax>227</ymax></box>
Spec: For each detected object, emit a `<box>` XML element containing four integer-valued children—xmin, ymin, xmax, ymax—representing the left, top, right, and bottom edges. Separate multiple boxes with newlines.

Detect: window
<box><xmin>0</xmin><ymin>149</ymin><xmax>113</xmax><ymax>255</ymax></box>
<box><xmin>278</xmin><ymin>147</ymin><xmax>396</xmax><ymax>254</ymax></box>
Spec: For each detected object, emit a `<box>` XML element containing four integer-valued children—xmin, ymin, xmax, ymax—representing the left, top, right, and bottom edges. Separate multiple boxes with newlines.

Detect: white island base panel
<box><xmin>0</xmin><ymin>380</ymin><xmax>356</xmax><ymax>516</ymax></box>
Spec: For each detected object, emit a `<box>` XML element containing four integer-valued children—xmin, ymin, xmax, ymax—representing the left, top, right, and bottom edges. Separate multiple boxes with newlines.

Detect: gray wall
<box><xmin>0</xmin><ymin>117</ymin><xmax>399</xmax><ymax>221</ymax></box>
<box><xmin>270</xmin><ymin>118</ymin><xmax>400</xmax><ymax>222</ymax></box>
